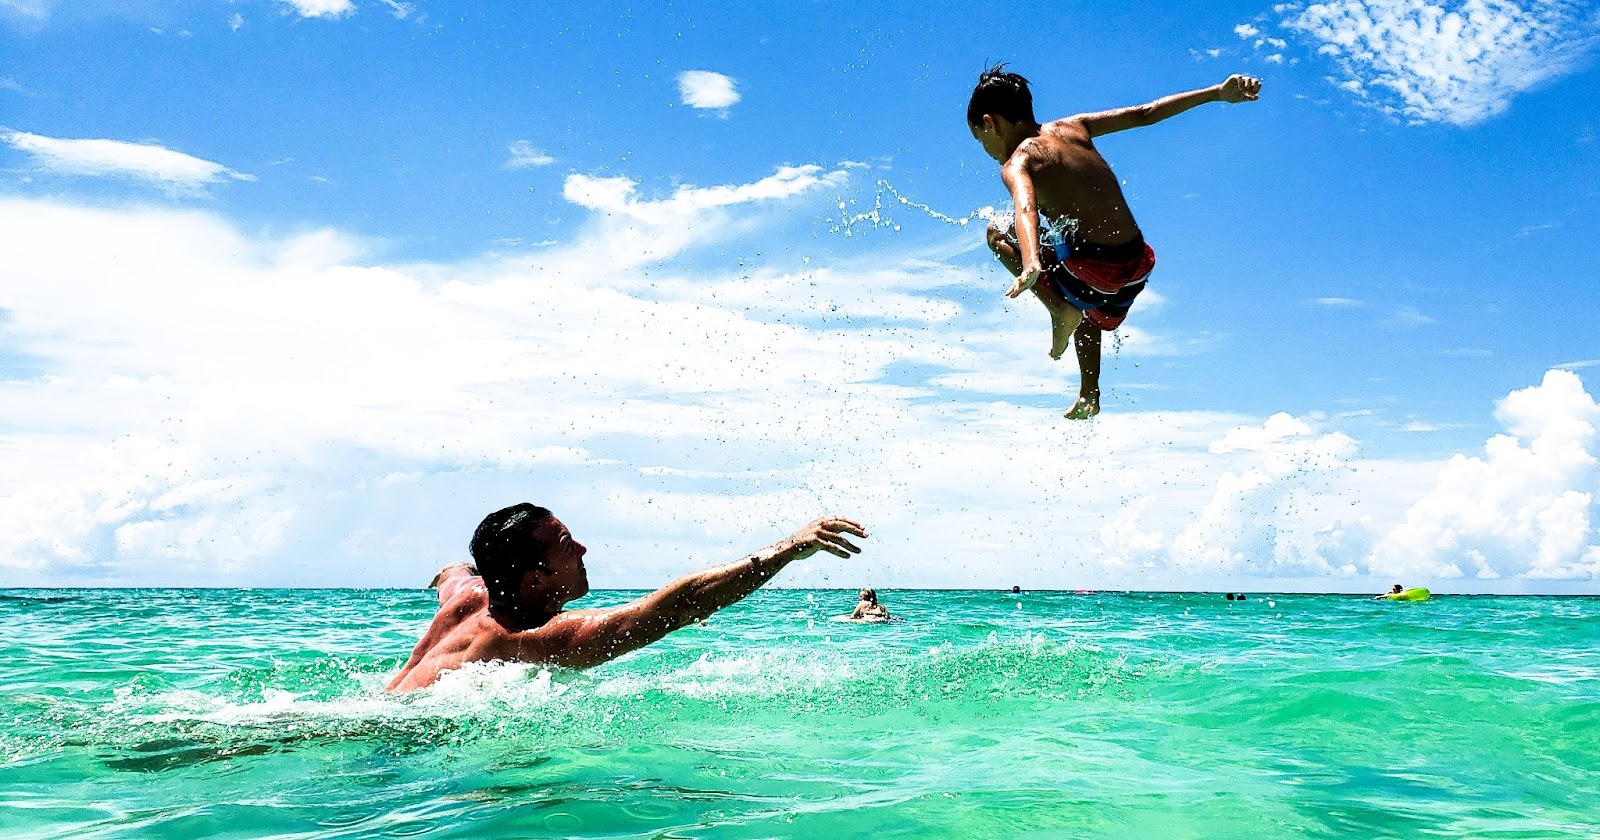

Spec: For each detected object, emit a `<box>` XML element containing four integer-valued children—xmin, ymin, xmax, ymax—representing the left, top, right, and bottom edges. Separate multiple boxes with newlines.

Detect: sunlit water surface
<box><xmin>3</xmin><ymin>589</ymin><xmax>1597</xmax><ymax>838</ymax></box>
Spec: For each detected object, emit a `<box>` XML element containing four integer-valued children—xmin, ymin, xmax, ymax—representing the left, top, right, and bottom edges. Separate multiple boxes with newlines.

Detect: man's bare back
<box><xmin>388</xmin><ymin>508</ymin><xmax>867</xmax><ymax>692</ymax></box>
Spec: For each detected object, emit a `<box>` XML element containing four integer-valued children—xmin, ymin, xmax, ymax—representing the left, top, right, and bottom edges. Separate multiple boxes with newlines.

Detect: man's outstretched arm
<box><xmin>1071</xmin><ymin>75</ymin><xmax>1261</xmax><ymax>138</ymax></box>
<box><xmin>524</xmin><ymin>517</ymin><xmax>867</xmax><ymax>669</ymax></box>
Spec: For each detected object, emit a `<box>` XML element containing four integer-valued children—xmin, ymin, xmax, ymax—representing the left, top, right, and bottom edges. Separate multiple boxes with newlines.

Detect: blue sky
<box><xmin>2</xmin><ymin>0</ymin><xmax>1598</xmax><ymax>592</ymax></box>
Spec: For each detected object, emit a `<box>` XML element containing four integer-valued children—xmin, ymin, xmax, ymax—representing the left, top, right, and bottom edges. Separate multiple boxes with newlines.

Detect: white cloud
<box><xmin>0</xmin><ymin>0</ymin><xmax>48</xmax><ymax>22</ymax></box>
<box><xmin>1383</xmin><ymin>306</ymin><xmax>1434</xmax><ymax>328</ymax></box>
<box><xmin>1313</xmin><ymin>296</ymin><xmax>1365</xmax><ymax>306</ymax></box>
<box><xmin>1236</xmin><ymin>23</ymin><xmax>1262</xmax><ymax>38</ymax></box>
<box><xmin>229</xmin><ymin>13</ymin><xmax>243</xmax><ymax>32</ymax></box>
<box><xmin>1370</xmin><ymin>370</ymin><xmax>1600</xmax><ymax>579</ymax></box>
<box><xmin>380</xmin><ymin>0</ymin><xmax>415</xmax><ymax>18</ymax></box>
<box><xmin>677</xmin><ymin>70</ymin><xmax>740</xmax><ymax>111</ymax></box>
<box><xmin>0</xmin><ymin>166</ymin><xmax>1597</xmax><ymax>591</ymax></box>
<box><xmin>279</xmin><ymin>0</ymin><xmax>354</xmax><ymax>18</ymax></box>
<box><xmin>1265</xmin><ymin>53</ymin><xmax>1286</xmax><ymax>64</ymax></box>
<box><xmin>1277</xmin><ymin>0</ymin><xmax>1600</xmax><ymax>125</ymax></box>
<box><xmin>505</xmin><ymin>140</ymin><xmax>554</xmax><ymax>169</ymax></box>
<box><xmin>1</xmin><ymin>130</ymin><xmax>254</xmax><ymax>189</ymax></box>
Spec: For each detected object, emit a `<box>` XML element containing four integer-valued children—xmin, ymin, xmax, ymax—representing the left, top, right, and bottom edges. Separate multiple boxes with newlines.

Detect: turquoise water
<box><xmin>3</xmin><ymin>589</ymin><xmax>1597</xmax><ymax>838</ymax></box>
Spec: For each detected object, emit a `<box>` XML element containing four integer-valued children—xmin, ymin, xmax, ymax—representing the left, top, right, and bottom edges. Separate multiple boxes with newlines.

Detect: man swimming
<box><xmin>387</xmin><ymin>504</ymin><xmax>868</xmax><ymax>691</ymax></box>
<box><xmin>968</xmin><ymin>65</ymin><xmax>1261</xmax><ymax>418</ymax></box>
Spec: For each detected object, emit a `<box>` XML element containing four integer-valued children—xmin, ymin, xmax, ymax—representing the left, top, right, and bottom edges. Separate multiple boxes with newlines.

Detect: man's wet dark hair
<box><xmin>967</xmin><ymin>63</ymin><xmax>1037</xmax><ymax>127</ymax></box>
<box><xmin>470</xmin><ymin>503</ymin><xmax>555</xmax><ymax>600</ymax></box>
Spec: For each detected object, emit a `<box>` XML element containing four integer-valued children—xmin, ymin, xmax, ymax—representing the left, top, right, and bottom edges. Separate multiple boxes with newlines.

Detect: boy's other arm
<box><xmin>1001</xmin><ymin>158</ymin><xmax>1044</xmax><ymax>298</ymax></box>
<box><xmin>1072</xmin><ymin>75</ymin><xmax>1261</xmax><ymax>137</ymax></box>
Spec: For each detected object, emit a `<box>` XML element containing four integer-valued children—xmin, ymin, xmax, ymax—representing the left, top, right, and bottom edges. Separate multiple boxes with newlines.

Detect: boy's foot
<box><xmin>1064</xmin><ymin>396</ymin><xmax>1100</xmax><ymax>420</ymax></box>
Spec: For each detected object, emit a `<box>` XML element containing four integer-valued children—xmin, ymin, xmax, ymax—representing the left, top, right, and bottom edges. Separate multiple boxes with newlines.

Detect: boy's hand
<box><xmin>1218</xmin><ymin>75</ymin><xmax>1261</xmax><ymax>103</ymax></box>
<box><xmin>1007</xmin><ymin>265</ymin><xmax>1042</xmax><ymax>298</ymax></box>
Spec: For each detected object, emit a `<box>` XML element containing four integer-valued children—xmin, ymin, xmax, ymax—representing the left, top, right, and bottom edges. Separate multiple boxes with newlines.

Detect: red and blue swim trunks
<box><xmin>1041</xmin><ymin>232</ymin><xmax>1156</xmax><ymax>331</ymax></box>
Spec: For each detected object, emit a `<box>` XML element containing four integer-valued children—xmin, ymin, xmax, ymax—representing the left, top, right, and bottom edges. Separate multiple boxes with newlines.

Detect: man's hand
<box><xmin>1218</xmin><ymin>75</ymin><xmax>1262</xmax><ymax>103</ymax></box>
<box><xmin>784</xmin><ymin>517</ymin><xmax>868</xmax><ymax>560</ymax></box>
<box><xmin>1006</xmin><ymin>265</ymin><xmax>1042</xmax><ymax>299</ymax></box>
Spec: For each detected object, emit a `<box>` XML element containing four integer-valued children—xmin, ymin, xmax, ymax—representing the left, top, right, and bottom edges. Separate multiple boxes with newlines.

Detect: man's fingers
<box><xmin>825</xmin><ymin>534</ymin><xmax>862</xmax><ymax>555</ymax></box>
<box><xmin>829</xmin><ymin>518</ymin><xmax>868</xmax><ymax>537</ymax></box>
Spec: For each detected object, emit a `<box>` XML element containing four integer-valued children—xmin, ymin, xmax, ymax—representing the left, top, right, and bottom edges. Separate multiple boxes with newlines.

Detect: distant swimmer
<box><xmin>968</xmin><ymin>66</ymin><xmax>1261</xmax><ymax>418</ymax></box>
<box><xmin>388</xmin><ymin>504</ymin><xmax>867</xmax><ymax>691</ymax></box>
<box><xmin>1374</xmin><ymin>584</ymin><xmax>1405</xmax><ymax>600</ymax></box>
<box><xmin>850</xmin><ymin>588</ymin><xmax>891</xmax><ymax>621</ymax></box>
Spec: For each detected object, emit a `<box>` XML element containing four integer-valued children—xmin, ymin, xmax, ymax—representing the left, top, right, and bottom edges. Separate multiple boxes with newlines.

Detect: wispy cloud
<box><xmin>278</xmin><ymin>0</ymin><xmax>354</xmax><ymax>20</ymax></box>
<box><xmin>1313</xmin><ymin>296</ymin><xmax>1365</xmax><ymax>306</ymax></box>
<box><xmin>1</xmin><ymin>130</ymin><xmax>255</xmax><ymax>189</ymax></box>
<box><xmin>505</xmin><ymin>140</ymin><xmax>554</xmax><ymax>169</ymax></box>
<box><xmin>1272</xmin><ymin>0</ymin><xmax>1600</xmax><ymax>125</ymax></box>
<box><xmin>1382</xmin><ymin>305</ymin><xmax>1435</xmax><ymax>328</ymax></box>
<box><xmin>379</xmin><ymin>0</ymin><xmax>416</xmax><ymax>19</ymax></box>
<box><xmin>1517</xmin><ymin>221</ymin><xmax>1561</xmax><ymax>237</ymax></box>
<box><xmin>677</xmin><ymin>70</ymin><xmax>740</xmax><ymax>111</ymax></box>
<box><xmin>0</xmin><ymin>77</ymin><xmax>22</xmax><ymax>93</ymax></box>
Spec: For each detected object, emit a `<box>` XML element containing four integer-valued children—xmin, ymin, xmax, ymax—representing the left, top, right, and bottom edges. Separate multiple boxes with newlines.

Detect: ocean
<box><xmin>3</xmin><ymin>588</ymin><xmax>1597</xmax><ymax>838</ymax></box>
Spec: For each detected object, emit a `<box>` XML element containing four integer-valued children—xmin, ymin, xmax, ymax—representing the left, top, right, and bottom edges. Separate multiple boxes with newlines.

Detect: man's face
<box><xmin>528</xmin><ymin>516</ymin><xmax>590</xmax><ymax>603</ymax></box>
<box><xmin>970</xmin><ymin>116</ymin><xmax>1007</xmax><ymax>162</ymax></box>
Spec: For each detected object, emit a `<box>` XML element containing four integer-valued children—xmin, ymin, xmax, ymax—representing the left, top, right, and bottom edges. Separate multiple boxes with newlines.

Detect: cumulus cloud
<box><xmin>1275</xmin><ymin>0</ymin><xmax>1600</xmax><ymax>125</ymax></box>
<box><xmin>279</xmin><ymin>0</ymin><xmax>354</xmax><ymax>18</ymax></box>
<box><xmin>1</xmin><ymin>130</ymin><xmax>254</xmax><ymax>189</ymax></box>
<box><xmin>505</xmin><ymin>140</ymin><xmax>554</xmax><ymax>169</ymax></box>
<box><xmin>1369</xmin><ymin>370</ymin><xmax>1600</xmax><ymax>579</ymax></box>
<box><xmin>677</xmin><ymin>70</ymin><xmax>740</xmax><ymax>111</ymax></box>
<box><xmin>0</xmin><ymin>166</ymin><xmax>1596</xmax><ymax>591</ymax></box>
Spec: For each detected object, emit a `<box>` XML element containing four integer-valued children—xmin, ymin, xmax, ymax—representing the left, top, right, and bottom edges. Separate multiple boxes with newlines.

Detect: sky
<box><xmin>1</xmin><ymin>0</ymin><xmax>1598</xmax><ymax>592</ymax></box>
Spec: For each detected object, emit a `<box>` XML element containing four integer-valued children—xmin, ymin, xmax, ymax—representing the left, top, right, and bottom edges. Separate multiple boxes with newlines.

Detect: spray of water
<box><xmin>830</xmin><ymin>179</ymin><xmax>1007</xmax><ymax>237</ymax></box>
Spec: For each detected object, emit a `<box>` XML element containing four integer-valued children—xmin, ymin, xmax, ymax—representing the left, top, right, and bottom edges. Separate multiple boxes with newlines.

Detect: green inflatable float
<box><xmin>1378</xmin><ymin>587</ymin><xmax>1431</xmax><ymax>602</ymax></box>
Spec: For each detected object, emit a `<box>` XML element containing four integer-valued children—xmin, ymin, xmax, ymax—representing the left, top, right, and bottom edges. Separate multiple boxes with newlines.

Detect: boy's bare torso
<box><xmin>1011</xmin><ymin>119</ymin><xmax>1142</xmax><ymax>247</ymax></box>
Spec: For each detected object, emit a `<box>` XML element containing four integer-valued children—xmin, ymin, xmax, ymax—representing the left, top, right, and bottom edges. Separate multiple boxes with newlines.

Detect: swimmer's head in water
<box><xmin>470</xmin><ymin>503</ymin><xmax>555</xmax><ymax>600</ymax></box>
<box><xmin>967</xmin><ymin>64</ymin><xmax>1036</xmax><ymax>128</ymax></box>
<box><xmin>858</xmin><ymin>588</ymin><xmax>878</xmax><ymax>604</ymax></box>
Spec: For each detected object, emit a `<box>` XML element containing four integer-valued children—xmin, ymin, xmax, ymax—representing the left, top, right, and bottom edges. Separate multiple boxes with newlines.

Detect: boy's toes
<box><xmin>1064</xmin><ymin>398</ymin><xmax>1101</xmax><ymax>420</ymax></box>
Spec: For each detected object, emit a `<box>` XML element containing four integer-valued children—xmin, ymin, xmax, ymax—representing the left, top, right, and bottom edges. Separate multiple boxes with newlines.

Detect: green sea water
<box><xmin>2</xmin><ymin>589</ymin><xmax>1597</xmax><ymax>839</ymax></box>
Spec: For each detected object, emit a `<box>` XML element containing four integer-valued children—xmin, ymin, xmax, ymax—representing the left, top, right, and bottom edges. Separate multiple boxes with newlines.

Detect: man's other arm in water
<box><xmin>1068</xmin><ymin>74</ymin><xmax>1261</xmax><ymax>137</ymax></box>
<box><xmin>516</xmin><ymin>517</ymin><xmax>867</xmax><ymax>669</ymax></box>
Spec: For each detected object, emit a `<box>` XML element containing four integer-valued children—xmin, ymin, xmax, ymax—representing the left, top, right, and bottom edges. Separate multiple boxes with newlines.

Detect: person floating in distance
<box><xmin>968</xmin><ymin>65</ymin><xmax>1261</xmax><ymax>418</ymax></box>
<box><xmin>388</xmin><ymin>504</ymin><xmax>868</xmax><ymax>691</ymax></box>
<box><xmin>850</xmin><ymin>588</ymin><xmax>891</xmax><ymax>621</ymax></box>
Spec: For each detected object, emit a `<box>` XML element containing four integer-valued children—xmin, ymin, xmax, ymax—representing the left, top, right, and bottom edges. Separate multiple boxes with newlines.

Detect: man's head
<box><xmin>858</xmin><ymin>588</ymin><xmax>878</xmax><ymax>604</ymax></box>
<box><xmin>968</xmin><ymin>64</ymin><xmax>1037</xmax><ymax>160</ymax></box>
<box><xmin>470</xmin><ymin>503</ymin><xmax>589</xmax><ymax>605</ymax></box>
<box><xmin>1391</xmin><ymin>584</ymin><xmax>1404</xmax><ymax>593</ymax></box>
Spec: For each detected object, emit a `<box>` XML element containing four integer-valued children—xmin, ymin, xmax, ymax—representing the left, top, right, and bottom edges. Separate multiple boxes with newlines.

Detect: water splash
<box><xmin>830</xmin><ymin>179</ymin><xmax>1006</xmax><ymax>237</ymax></box>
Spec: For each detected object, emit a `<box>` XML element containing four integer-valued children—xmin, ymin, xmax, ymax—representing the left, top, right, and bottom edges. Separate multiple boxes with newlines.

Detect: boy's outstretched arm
<box><xmin>1073</xmin><ymin>75</ymin><xmax>1260</xmax><ymax>138</ymax></box>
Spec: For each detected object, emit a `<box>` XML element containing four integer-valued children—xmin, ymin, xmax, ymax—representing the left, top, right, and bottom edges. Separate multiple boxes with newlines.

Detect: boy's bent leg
<box><xmin>986</xmin><ymin>222</ymin><xmax>1025</xmax><ymax>275</ymax></box>
<box><xmin>1065</xmin><ymin>320</ymin><xmax>1102</xmax><ymax>420</ymax></box>
<box><xmin>989</xmin><ymin>222</ymin><xmax>1081</xmax><ymax>359</ymax></box>
<box><xmin>1030</xmin><ymin>281</ymin><xmax>1082</xmax><ymax>361</ymax></box>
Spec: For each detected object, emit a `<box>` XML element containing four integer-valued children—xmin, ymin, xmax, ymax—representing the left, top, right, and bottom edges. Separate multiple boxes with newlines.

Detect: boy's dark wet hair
<box><xmin>470</xmin><ymin>503</ymin><xmax>555</xmax><ymax>600</ymax></box>
<box><xmin>967</xmin><ymin>63</ymin><xmax>1037</xmax><ymax>127</ymax></box>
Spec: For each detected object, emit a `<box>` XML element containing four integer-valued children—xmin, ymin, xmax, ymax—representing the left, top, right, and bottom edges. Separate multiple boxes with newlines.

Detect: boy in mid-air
<box><xmin>968</xmin><ymin>66</ymin><xmax>1261</xmax><ymax>418</ymax></box>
